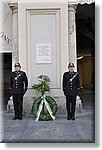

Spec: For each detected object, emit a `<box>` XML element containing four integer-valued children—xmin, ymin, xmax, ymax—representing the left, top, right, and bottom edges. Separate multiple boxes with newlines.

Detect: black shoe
<box><xmin>18</xmin><ymin>117</ymin><xmax>22</xmax><ymax>120</ymax></box>
<box><xmin>72</xmin><ymin>117</ymin><xmax>75</xmax><ymax>120</ymax></box>
<box><xmin>70</xmin><ymin>114</ymin><xmax>72</xmax><ymax>119</ymax></box>
<box><xmin>67</xmin><ymin>117</ymin><xmax>71</xmax><ymax>120</ymax></box>
<box><xmin>13</xmin><ymin>117</ymin><xmax>18</xmax><ymax>120</ymax></box>
<box><xmin>67</xmin><ymin>113</ymin><xmax>71</xmax><ymax>120</ymax></box>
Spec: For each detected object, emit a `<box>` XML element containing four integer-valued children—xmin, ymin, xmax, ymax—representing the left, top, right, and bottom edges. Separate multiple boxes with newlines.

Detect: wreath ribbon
<box><xmin>35</xmin><ymin>95</ymin><xmax>56</xmax><ymax>122</ymax></box>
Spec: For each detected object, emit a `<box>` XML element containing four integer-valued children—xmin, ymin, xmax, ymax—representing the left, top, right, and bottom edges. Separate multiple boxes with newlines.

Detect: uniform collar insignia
<box><xmin>69</xmin><ymin>71</ymin><xmax>74</xmax><ymax>74</ymax></box>
<box><xmin>15</xmin><ymin>71</ymin><xmax>21</xmax><ymax>73</ymax></box>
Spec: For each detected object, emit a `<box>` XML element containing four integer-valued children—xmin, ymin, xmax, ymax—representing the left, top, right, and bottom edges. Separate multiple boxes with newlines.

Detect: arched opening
<box><xmin>76</xmin><ymin>3</ymin><xmax>95</xmax><ymax>91</ymax></box>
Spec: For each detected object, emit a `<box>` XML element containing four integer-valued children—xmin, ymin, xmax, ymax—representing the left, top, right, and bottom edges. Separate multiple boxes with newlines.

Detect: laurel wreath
<box><xmin>32</xmin><ymin>96</ymin><xmax>58</xmax><ymax>121</ymax></box>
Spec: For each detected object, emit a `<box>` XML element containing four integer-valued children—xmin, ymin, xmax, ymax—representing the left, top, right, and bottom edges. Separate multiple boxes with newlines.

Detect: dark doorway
<box><xmin>76</xmin><ymin>3</ymin><xmax>95</xmax><ymax>91</ymax></box>
<box><xmin>2</xmin><ymin>53</ymin><xmax>12</xmax><ymax>110</ymax></box>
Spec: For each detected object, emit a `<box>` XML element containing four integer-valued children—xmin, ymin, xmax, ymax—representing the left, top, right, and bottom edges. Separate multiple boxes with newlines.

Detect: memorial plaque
<box><xmin>36</xmin><ymin>43</ymin><xmax>51</xmax><ymax>64</ymax></box>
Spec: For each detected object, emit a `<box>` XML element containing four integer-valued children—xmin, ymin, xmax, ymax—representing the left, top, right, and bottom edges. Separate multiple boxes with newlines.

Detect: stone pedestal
<box><xmin>23</xmin><ymin>97</ymin><xmax>34</xmax><ymax>114</ymax></box>
<box><xmin>68</xmin><ymin>4</ymin><xmax>77</xmax><ymax>70</ymax></box>
<box><xmin>8</xmin><ymin>1</ymin><xmax>78</xmax><ymax>114</ymax></box>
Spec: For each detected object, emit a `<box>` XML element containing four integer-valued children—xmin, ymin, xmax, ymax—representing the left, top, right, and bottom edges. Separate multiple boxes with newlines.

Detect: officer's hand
<box><xmin>23</xmin><ymin>88</ymin><xmax>27</xmax><ymax>96</ymax></box>
<box><xmin>10</xmin><ymin>96</ymin><xmax>13</xmax><ymax>100</ymax></box>
<box><xmin>77</xmin><ymin>87</ymin><xmax>80</xmax><ymax>92</ymax></box>
<box><xmin>23</xmin><ymin>91</ymin><xmax>26</xmax><ymax>96</ymax></box>
<box><xmin>10</xmin><ymin>88</ymin><xmax>12</xmax><ymax>96</ymax></box>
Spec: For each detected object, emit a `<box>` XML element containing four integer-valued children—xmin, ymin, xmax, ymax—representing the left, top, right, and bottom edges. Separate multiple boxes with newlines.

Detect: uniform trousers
<box><xmin>13</xmin><ymin>94</ymin><xmax>23</xmax><ymax>118</ymax></box>
<box><xmin>66</xmin><ymin>95</ymin><xmax>76</xmax><ymax>118</ymax></box>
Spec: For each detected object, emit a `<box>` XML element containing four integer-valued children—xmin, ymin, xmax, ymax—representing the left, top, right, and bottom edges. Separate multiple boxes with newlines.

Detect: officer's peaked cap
<box><xmin>68</xmin><ymin>62</ymin><xmax>74</xmax><ymax>68</ymax></box>
<box><xmin>14</xmin><ymin>63</ymin><xmax>21</xmax><ymax>67</ymax></box>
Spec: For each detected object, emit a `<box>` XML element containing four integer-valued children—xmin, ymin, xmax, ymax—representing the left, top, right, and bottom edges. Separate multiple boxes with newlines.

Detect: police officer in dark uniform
<box><xmin>10</xmin><ymin>63</ymin><xmax>28</xmax><ymax>120</ymax></box>
<box><xmin>63</xmin><ymin>62</ymin><xmax>80</xmax><ymax>120</ymax></box>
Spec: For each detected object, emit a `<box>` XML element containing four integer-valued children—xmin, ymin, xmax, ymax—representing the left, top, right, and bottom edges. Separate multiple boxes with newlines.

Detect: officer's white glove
<box><xmin>10</xmin><ymin>96</ymin><xmax>13</xmax><ymax>100</ymax></box>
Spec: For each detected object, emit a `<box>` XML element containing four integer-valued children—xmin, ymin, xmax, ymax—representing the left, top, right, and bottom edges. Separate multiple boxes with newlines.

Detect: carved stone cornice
<box><xmin>68</xmin><ymin>4</ymin><xmax>77</xmax><ymax>13</ymax></box>
<box><xmin>8</xmin><ymin>2</ymin><xmax>18</xmax><ymax>14</ymax></box>
<box><xmin>68</xmin><ymin>0</ymin><xmax>95</xmax><ymax>5</ymax></box>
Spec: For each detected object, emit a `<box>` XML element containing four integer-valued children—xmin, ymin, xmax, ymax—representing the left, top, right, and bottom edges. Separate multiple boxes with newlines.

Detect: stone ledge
<box><xmin>23</xmin><ymin>96</ymin><xmax>66</xmax><ymax>115</ymax></box>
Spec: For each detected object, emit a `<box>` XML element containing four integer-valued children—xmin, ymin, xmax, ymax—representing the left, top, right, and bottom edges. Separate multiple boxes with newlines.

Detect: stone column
<box><xmin>8</xmin><ymin>2</ymin><xmax>18</xmax><ymax>71</ymax></box>
<box><xmin>68</xmin><ymin>4</ymin><xmax>77</xmax><ymax>70</ymax></box>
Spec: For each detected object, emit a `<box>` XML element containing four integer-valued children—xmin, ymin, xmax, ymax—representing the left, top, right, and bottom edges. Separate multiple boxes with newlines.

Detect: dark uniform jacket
<box><xmin>63</xmin><ymin>71</ymin><xmax>80</xmax><ymax>96</ymax></box>
<box><xmin>10</xmin><ymin>71</ymin><xmax>28</xmax><ymax>95</ymax></box>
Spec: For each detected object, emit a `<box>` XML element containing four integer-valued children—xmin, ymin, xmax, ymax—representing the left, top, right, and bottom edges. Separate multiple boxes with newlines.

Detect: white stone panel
<box><xmin>30</xmin><ymin>14</ymin><xmax>57</xmax><ymax>87</ymax></box>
